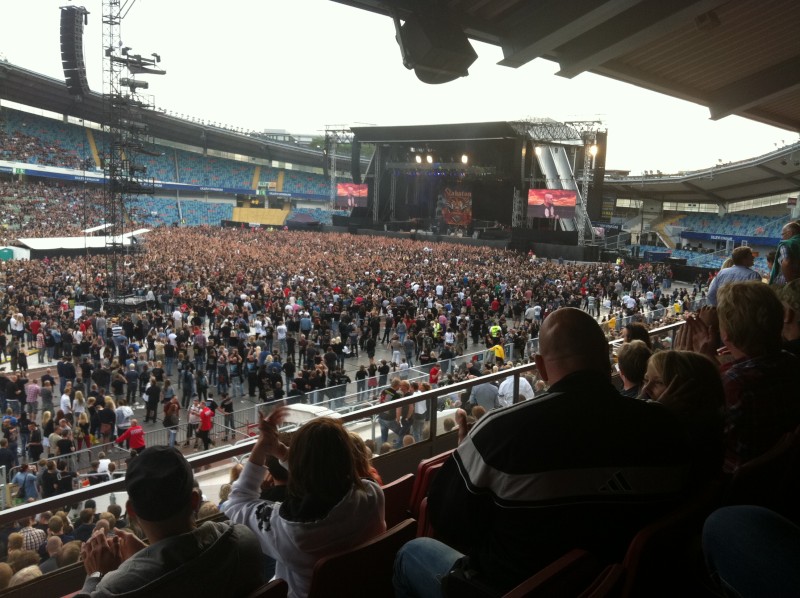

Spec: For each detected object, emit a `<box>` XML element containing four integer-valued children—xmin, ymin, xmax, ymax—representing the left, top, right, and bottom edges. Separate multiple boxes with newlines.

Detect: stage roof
<box><xmin>604</xmin><ymin>141</ymin><xmax>800</xmax><ymax>204</ymax></box>
<box><xmin>333</xmin><ymin>0</ymin><xmax>800</xmax><ymax>132</ymax></box>
<box><xmin>352</xmin><ymin>122</ymin><xmax>521</xmax><ymax>143</ymax></box>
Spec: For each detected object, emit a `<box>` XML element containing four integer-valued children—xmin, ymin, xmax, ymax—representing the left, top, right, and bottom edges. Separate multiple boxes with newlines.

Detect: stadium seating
<box><xmin>674</xmin><ymin>213</ymin><xmax>787</xmax><ymax>241</ymax></box>
<box><xmin>281</xmin><ymin>169</ymin><xmax>329</xmax><ymax>197</ymax></box>
<box><xmin>0</xmin><ymin>108</ymin><xmax>95</xmax><ymax>170</ymax></box>
<box><xmin>128</xmin><ymin>197</ymin><xmax>233</xmax><ymax>227</ymax></box>
<box><xmin>636</xmin><ymin>244</ymin><xmax>772</xmax><ymax>274</ymax></box>
<box><xmin>307</xmin><ymin>518</ymin><xmax>416</xmax><ymax>598</ymax></box>
<box><xmin>381</xmin><ymin>473</ymin><xmax>415</xmax><ymax>529</ymax></box>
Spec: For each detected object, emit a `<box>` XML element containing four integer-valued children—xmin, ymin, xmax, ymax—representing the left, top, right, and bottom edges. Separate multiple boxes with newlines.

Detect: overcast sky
<box><xmin>1</xmin><ymin>0</ymin><xmax>796</xmax><ymax>174</ymax></box>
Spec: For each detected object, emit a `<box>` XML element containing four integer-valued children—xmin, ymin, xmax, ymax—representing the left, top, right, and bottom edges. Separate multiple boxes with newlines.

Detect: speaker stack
<box><xmin>61</xmin><ymin>6</ymin><xmax>90</xmax><ymax>97</ymax></box>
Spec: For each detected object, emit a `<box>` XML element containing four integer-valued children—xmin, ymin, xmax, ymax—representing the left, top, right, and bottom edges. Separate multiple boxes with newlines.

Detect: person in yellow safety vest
<box><xmin>433</xmin><ymin>322</ymin><xmax>442</xmax><ymax>339</ymax></box>
<box><xmin>489</xmin><ymin>324</ymin><xmax>502</xmax><ymax>339</ymax></box>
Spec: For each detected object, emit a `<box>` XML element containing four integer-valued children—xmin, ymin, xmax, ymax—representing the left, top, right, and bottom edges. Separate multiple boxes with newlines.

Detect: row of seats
<box><xmin>13</xmin><ymin>424</ymin><xmax>800</xmax><ymax>598</ymax></box>
<box><xmin>638</xmin><ymin>245</ymin><xmax>773</xmax><ymax>274</ymax></box>
<box><xmin>675</xmin><ymin>213</ymin><xmax>788</xmax><ymax>241</ymax></box>
<box><xmin>0</xmin><ymin>109</ymin><xmax>94</xmax><ymax>170</ymax></box>
<box><xmin>128</xmin><ymin>197</ymin><xmax>234</xmax><ymax>227</ymax></box>
<box><xmin>1</xmin><ymin>108</ymin><xmax>334</xmax><ymax>197</ymax></box>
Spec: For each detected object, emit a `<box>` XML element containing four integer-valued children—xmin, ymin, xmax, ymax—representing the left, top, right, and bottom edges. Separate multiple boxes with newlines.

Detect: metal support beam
<box><xmin>556</xmin><ymin>0</ymin><xmax>722</xmax><ymax>79</ymax></box>
<box><xmin>498</xmin><ymin>0</ymin><xmax>642</xmax><ymax>68</ymax></box>
<box><xmin>708</xmin><ymin>55</ymin><xmax>800</xmax><ymax>120</ymax></box>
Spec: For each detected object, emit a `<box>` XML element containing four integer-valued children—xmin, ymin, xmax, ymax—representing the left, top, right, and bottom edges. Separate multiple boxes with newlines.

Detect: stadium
<box><xmin>0</xmin><ymin>0</ymin><xmax>798</xmax><ymax>596</ymax></box>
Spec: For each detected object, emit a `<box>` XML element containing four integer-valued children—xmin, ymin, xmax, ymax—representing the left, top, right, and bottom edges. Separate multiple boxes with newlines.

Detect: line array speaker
<box><xmin>60</xmin><ymin>6</ymin><xmax>90</xmax><ymax>97</ymax></box>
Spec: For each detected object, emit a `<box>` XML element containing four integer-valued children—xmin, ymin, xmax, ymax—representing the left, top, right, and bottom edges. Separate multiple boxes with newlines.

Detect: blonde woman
<box><xmin>76</xmin><ymin>412</ymin><xmax>92</xmax><ymax>451</ymax></box>
<box><xmin>41</xmin><ymin>411</ymin><xmax>53</xmax><ymax>454</ymax></box>
<box><xmin>72</xmin><ymin>390</ymin><xmax>87</xmax><ymax>419</ymax></box>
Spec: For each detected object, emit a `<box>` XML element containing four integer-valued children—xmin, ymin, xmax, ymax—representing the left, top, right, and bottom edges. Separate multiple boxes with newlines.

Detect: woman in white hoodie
<box><xmin>224</xmin><ymin>409</ymin><xmax>385</xmax><ymax>598</ymax></box>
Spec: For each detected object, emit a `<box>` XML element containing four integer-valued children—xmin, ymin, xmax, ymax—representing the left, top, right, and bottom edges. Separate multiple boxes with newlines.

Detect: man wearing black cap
<box><xmin>77</xmin><ymin>446</ymin><xmax>263</xmax><ymax>596</ymax></box>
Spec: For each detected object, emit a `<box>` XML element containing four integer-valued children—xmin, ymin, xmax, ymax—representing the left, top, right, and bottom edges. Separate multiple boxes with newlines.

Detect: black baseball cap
<box><xmin>125</xmin><ymin>447</ymin><xmax>194</xmax><ymax>521</ymax></box>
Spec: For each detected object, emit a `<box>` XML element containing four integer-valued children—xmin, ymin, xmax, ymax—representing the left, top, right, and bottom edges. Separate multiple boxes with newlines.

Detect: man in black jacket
<box><xmin>394</xmin><ymin>308</ymin><xmax>694</xmax><ymax>596</ymax></box>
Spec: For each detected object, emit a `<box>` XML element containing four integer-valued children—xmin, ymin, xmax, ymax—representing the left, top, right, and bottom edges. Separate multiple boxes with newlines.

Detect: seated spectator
<box><xmin>703</xmin><ymin>506</ymin><xmax>800</xmax><ymax>597</ymax></box>
<box><xmin>17</xmin><ymin>516</ymin><xmax>45</xmax><ymax>552</ymax></box>
<box><xmin>642</xmin><ymin>350</ymin><xmax>726</xmax><ymax>481</ymax></box>
<box><xmin>224</xmin><ymin>410</ymin><xmax>386</xmax><ymax>598</ymax></box>
<box><xmin>6</xmin><ymin>548</ymin><xmax>40</xmax><ymax>573</ymax></box>
<box><xmin>394</xmin><ymin>308</ymin><xmax>693</xmax><ymax>596</ymax></box>
<box><xmin>617</xmin><ymin>339</ymin><xmax>652</xmax><ymax>398</ymax></box>
<box><xmin>497</xmin><ymin>371</ymin><xmax>535</xmax><ymax>406</ymax></box>
<box><xmin>38</xmin><ymin>536</ymin><xmax>62</xmax><ymax>574</ymax></box>
<box><xmin>717</xmin><ymin>282</ymin><xmax>800</xmax><ymax>472</ymax></box>
<box><xmin>57</xmin><ymin>540</ymin><xmax>82</xmax><ymax>568</ymax></box>
<box><xmin>76</xmin><ymin>446</ymin><xmax>263</xmax><ymax>597</ymax></box>
<box><xmin>622</xmin><ymin>322</ymin><xmax>653</xmax><ymax>350</ymax></box>
<box><xmin>768</xmin><ymin>220</ymin><xmax>800</xmax><ymax>285</ymax></box>
<box><xmin>707</xmin><ymin>246</ymin><xmax>761</xmax><ymax>306</ymax></box>
<box><xmin>778</xmin><ymin>279</ymin><xmax>800</xmax><ymax>355</ymax></box>
<box><xmin>8</xmin><ymin>564</ymin><xmax>42</xmax><ymax>587</ymax></box>
<box><xmin>466</xmin><ymin>374</ymin><xmax>499</xmax><ymax>412</ymax></box>
<box><xmin>0</xmin><ymin>562</ymin><xmax>12</xmax><ymax>590</ymax></box>
<box><xmin>74</xmin><ymin>509</ymin><xmax>96</xmax><ymax>543</ymax></box>
<box><xmin>350</xmin><ymin>432</ymin><xmax>382</xmax><ymax>485</ymax></box>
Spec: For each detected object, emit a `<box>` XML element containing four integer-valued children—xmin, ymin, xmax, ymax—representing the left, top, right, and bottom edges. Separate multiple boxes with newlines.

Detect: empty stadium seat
<box><xmin>409</xmin><ymin>449</ymin><xmax>454</xmax><ymax>519</ymax></box>
<box><xmin>381</xmin><ymin>473</ymin><xmax>415</xmax><ymax>529</ymax></box>
<box><xmin>306</xmin><ymin>518</ymin><xmax>417</xmax><ymax>598</ymax></box>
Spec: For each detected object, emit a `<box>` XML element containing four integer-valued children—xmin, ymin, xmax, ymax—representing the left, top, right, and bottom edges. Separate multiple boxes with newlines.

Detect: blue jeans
<box><xmin>379</xmin><ymin>417</ymin><xmax>401</xmax><ymax>445</ymax></box>
<box><xmin>703</xmin><ymin>506</ymin><xmax>800</xmax><ymax>597</ymax></box>
<box><xmin>393</xmin><ymin>537</ymin><xmax>463</xmax><ymax>598</ymax></box>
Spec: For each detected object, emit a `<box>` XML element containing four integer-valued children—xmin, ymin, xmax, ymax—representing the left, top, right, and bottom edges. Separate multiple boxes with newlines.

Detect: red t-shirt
<box><xmin>199</xmin><ymin>407</ymin><xmax>214</xmax><ymax>432</ymax></box>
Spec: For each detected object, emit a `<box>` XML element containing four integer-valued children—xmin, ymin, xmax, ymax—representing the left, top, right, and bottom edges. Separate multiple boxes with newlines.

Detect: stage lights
<box><xmin>461</xmin><ymin>154</ymin><xmax>468</xmax><ymax>164</ymax></box>
<box><xmin>589</xmin><ymin>145</ymin><xmax>598</xmax><ymax>156</ymax></box>
<box><xmin>415</xmin><ymin>155</ymin><xmax>422</xmax><ymax>164</ymax></box>
<box><xmin>534</xmin><ymin>146</ymin><xmax>543</xmax><ymax>156</ymax></box>
<box><xmin>426</xmin><ymin>155</ymin><xmax>433</xmax><ymax>164</ymax></box>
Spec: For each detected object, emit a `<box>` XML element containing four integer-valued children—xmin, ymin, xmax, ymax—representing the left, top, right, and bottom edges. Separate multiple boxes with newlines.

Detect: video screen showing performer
<box><xmin>527</xmin><ymin>189</ymin><xmax>577</xmax><ymax>219</ymax></box>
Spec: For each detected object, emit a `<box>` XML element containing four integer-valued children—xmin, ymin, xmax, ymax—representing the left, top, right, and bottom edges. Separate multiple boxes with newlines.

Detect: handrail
<box><xmin>0</xmin><ymin>320</ymin><xmax>686</xmax><ymax>525</ymax></box>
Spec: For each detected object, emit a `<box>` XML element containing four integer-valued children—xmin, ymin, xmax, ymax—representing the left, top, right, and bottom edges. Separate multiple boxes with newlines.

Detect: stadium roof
<box><xmin>604</xmin><ymin>141</ymin><xmax>800</xmax><ymax>204</ymax></box>
<box><xmin>0</xmin><ymin>63</ymin><xmax>362</xmax><ymax>172</ymax></box>
<box><xmin>332</xmin><ymin>0</ymin><xmax>800</xmax><ymax>132</ymax></box>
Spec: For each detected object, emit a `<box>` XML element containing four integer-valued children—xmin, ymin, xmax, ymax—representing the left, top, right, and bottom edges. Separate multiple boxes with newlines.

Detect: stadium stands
<box><xmin>175</xmin><ymin>148</ymin><xmax>255</xmax><ymax>189</ymax></box>
<box><xmin>0</xmin><ymin>108</ymin><xmax>95</xmax><ymax>170</ymax></box>
<box><xmin>674</xmin><ymin>213</ymin><xmax>787</xmax><ymax>241</ymax></box>
<box><xmin>281</xmin><ymin>169</ymin><xmax>329</xmax><ymax>196</ymax></box>
<box><xmin>129</xmin><ymin>196</ymin><xmax>233</xmax><ymax>227</ymax></box>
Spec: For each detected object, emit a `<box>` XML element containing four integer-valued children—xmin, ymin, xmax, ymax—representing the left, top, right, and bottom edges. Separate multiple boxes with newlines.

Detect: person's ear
<box><xmin>534</xmin><ymin>354</ymin><xmax>549</xmax><ymax>382</ymax></box>
<box><xmin>125</xmin><ymin>499</ymin><xmax>135</xmax><ymax>519</ymax></box>
<box><xmin>190</xmin><ymin>488</ymin><xmax>202</xmax><ymax>512</ymax></box>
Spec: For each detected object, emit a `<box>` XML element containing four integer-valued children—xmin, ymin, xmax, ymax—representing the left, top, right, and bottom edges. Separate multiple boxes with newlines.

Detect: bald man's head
<box><xmin>537</xmin><ymin>308</ymin><xmax>611</xmax><ymax>383</ymax></box>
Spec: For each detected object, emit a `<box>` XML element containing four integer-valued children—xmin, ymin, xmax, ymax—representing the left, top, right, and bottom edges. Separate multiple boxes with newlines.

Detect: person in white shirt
<box><xmin>497</xmin><ymin>375</ymin><xmax>535</xmax><ymax>407</ymax></box>
<box><xmin>276</xmin><ymin>321</ymin><xmax>288</xmax><ymax>356</ymax></box>
<box><xmin>172</xmin><ymin>309</ymin><xmax>183</xmax><ymax>331</ymax></box>
<box><xmin>61</xmin><ymin>389</ymin><xmax>73</xmax><ymax>418</ymax></box>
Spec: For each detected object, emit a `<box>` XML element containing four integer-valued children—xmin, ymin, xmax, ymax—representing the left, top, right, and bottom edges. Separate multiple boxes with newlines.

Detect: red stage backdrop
<box><xmin>335</xmin><ymin>183</ymin><xmax>368</xmax><ymax>208</ymax></box>
<box><xmin>527</xmin><ymin>189</ymin><xmax>577</xmax><ymax>219</ymax></box>
<box><xmin>441</xmin><ymin>187</ymin><xmax>473</xmax><ymax>226</ymax></box>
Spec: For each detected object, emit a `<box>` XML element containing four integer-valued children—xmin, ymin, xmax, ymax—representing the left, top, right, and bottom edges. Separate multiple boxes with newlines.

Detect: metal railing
<box><xmin>0</xmin><ymin>320</ymin><xmax>688</xmax><ymax>523</ymax></box>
